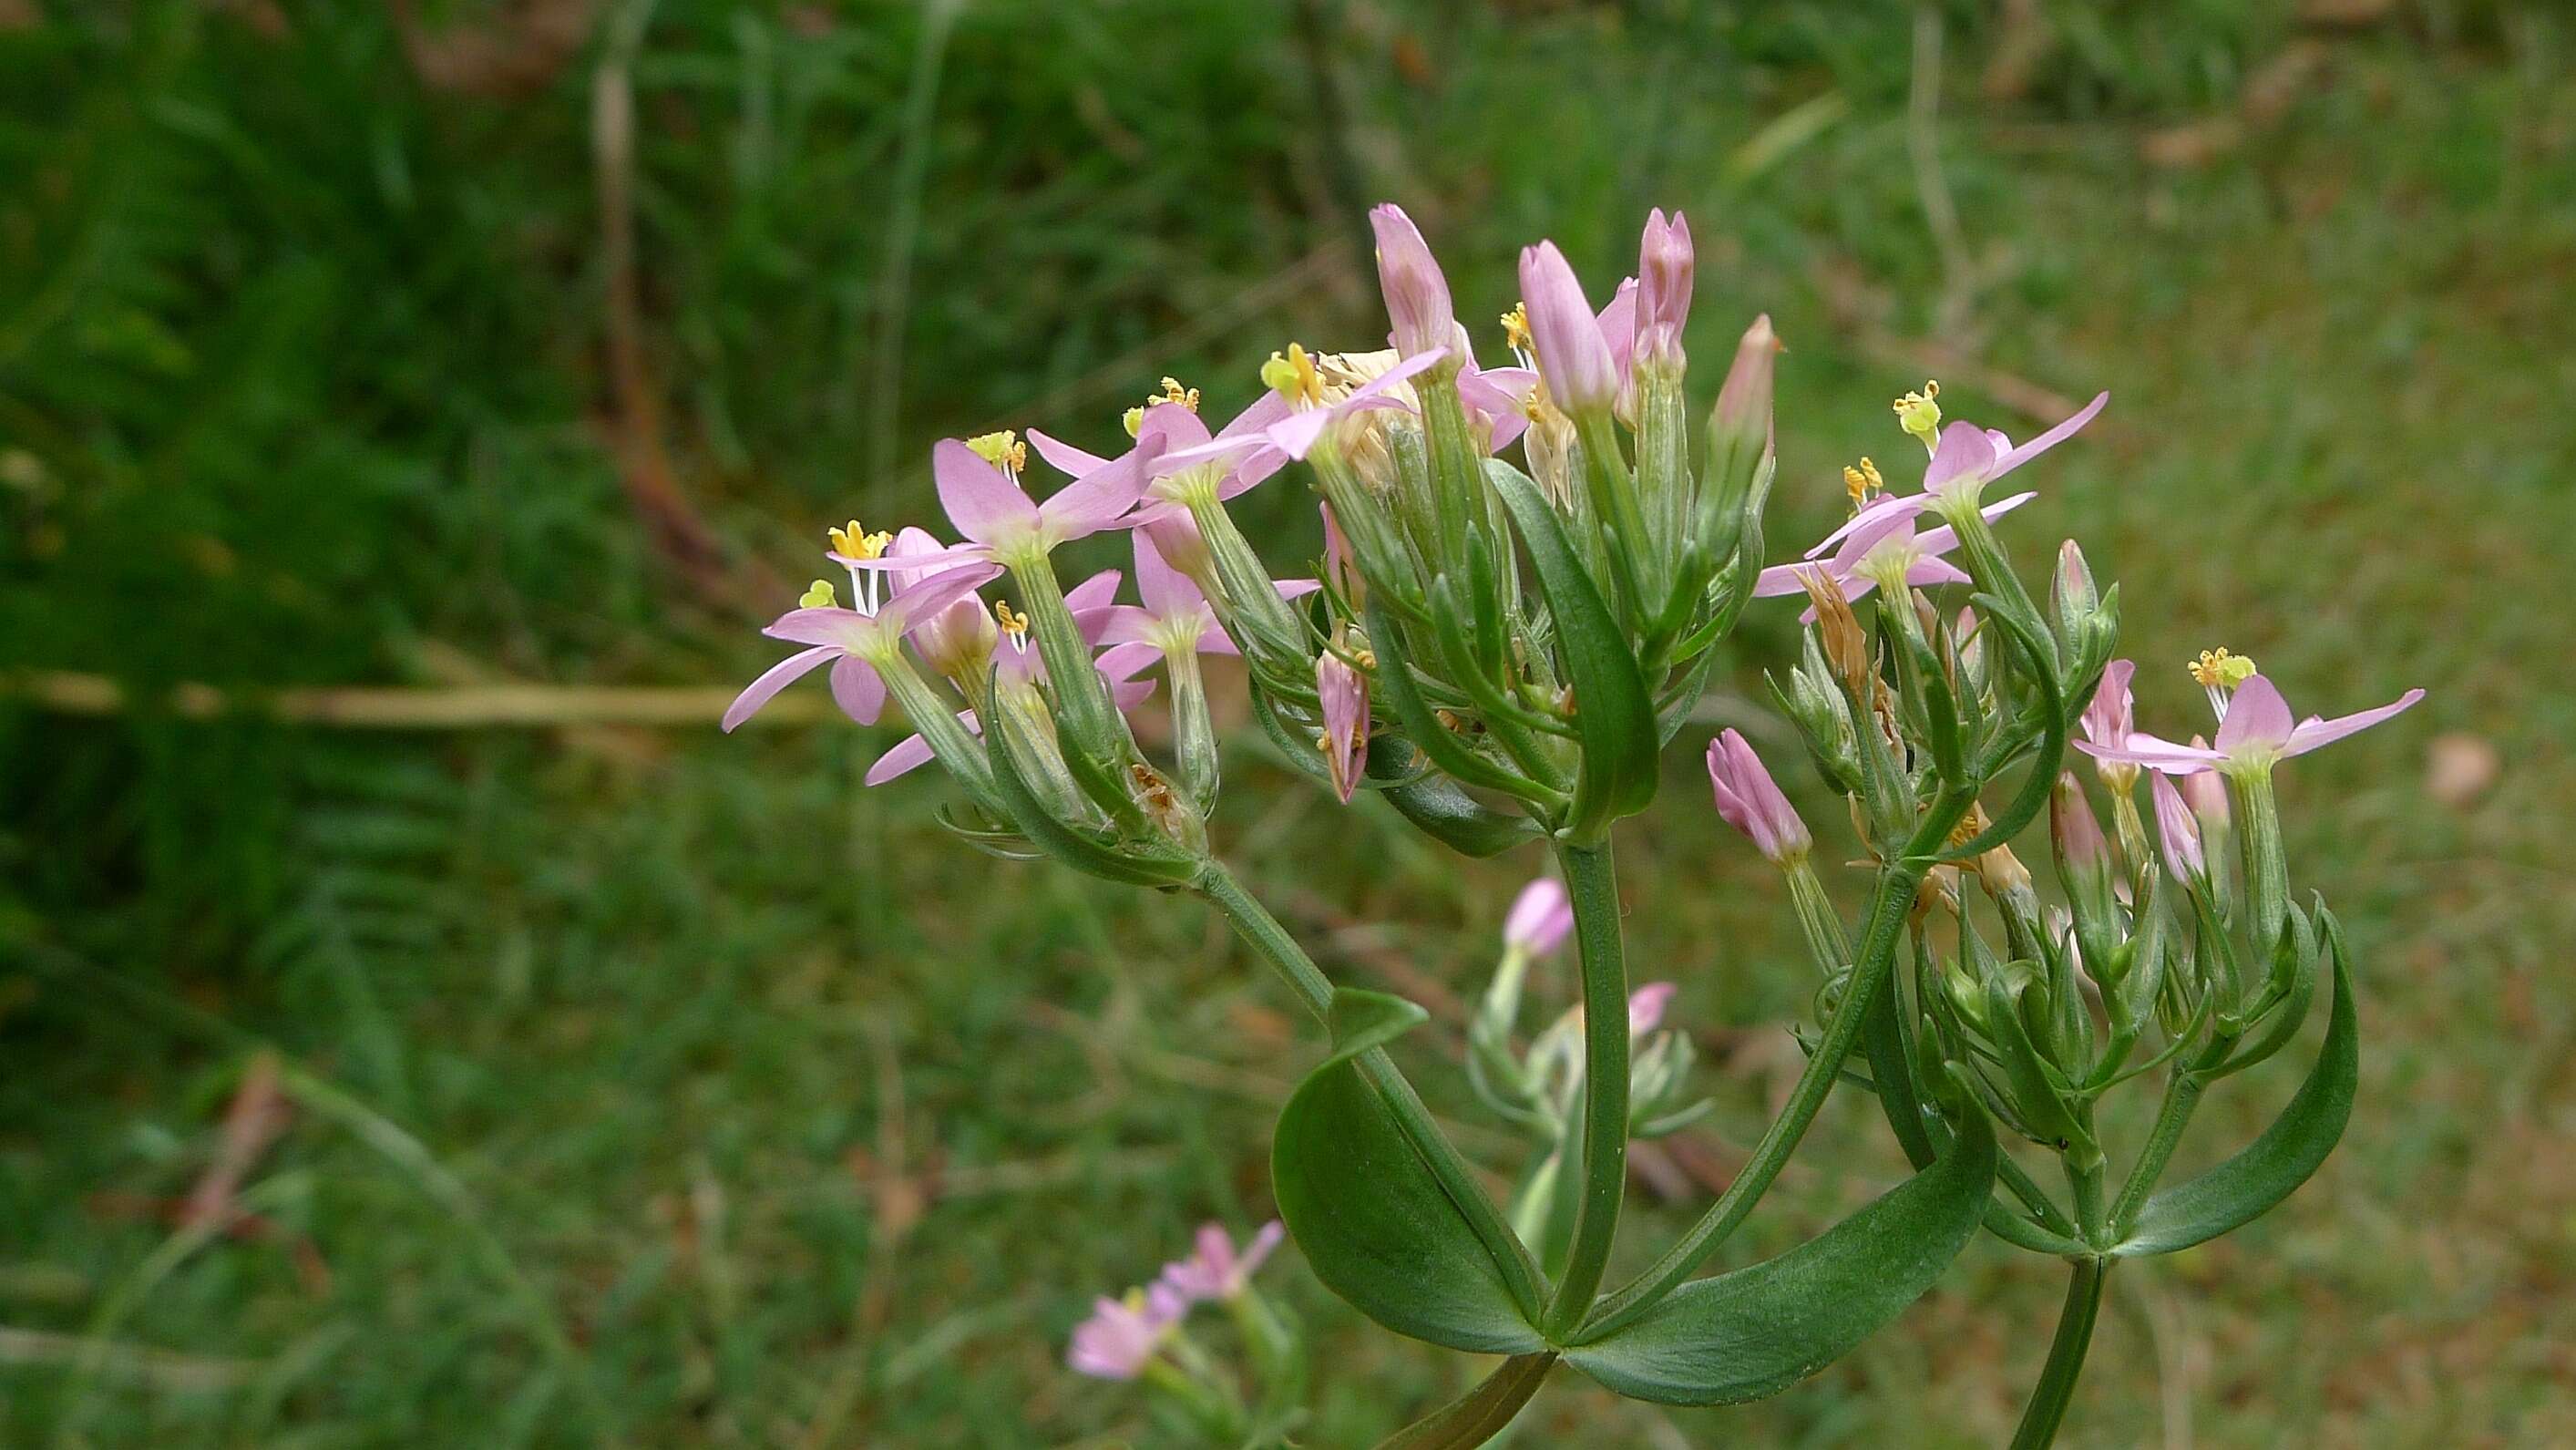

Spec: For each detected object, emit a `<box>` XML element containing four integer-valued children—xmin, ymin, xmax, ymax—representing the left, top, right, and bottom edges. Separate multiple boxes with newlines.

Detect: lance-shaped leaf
<box><xmin>1373</xmin><ymin>1352</ymin><xmax>1559</xmax><ymax>1450</ymax></box>
<box><xmin>1274</xmin><ymin>990</ymin><xmax>1547</xmax><ymax>1353</ymax></box>
<box><xmin>1488</xmin><ymin>462</ymin><xmax>1658</xmax><ymax>839</ymax></box>
<box><xmin>2113</xmin><ymin>912</ymin><xmax>2358</xmax><ymax>1258</ymax></box>
<box><xmin>1380</xmin><ymin>771</ymin><xmax>1545</xmax><ymax>858</ymax></box>
<box><xmin>1559</xmin><ymin>1109</ymin><xmax>1996</xmax><ymax>1404</ymax></box>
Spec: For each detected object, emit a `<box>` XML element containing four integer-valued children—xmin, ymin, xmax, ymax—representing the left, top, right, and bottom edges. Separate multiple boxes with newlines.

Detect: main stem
<box><xmin>1544</xmin><ymin>838</ymin><xmax>1628</xmax><ymax>1336</ymax></box>
<box><xmin>2009</xmin><ymin>1257</ymin><xmax>2109</xmax><ymax>1450</ymax></box>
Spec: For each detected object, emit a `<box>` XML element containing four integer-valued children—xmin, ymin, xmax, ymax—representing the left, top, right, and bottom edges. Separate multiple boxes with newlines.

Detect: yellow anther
<box><xmin>798</xmin><ymin>579</ymin><xmax>837</xmax><ymax>610</ymax></box>
<box><xmin>993</xmin><ymin>600</ymin><xmax>1030</xmax><ymax>637</ymax></box>
<box><xmin>1156</xmin><ymin>376</ymin><xmax>1201</xmax><ymax>412</ymax></box>
<box><xmin>965</xmin><ymin>430</ymin><xmax>1027</xmax><ymax>476</ymax></box>
<box><xmin>1122</xmin><ymin>405</ymin><xmax>1145</xmax><ymax>438</ymax></box>
<box><xmin>1500</xmin><ymin>303</ymin><xmax>1533</xmax><ymax>355</ymax></box>
<box><xmin>1259</xmin><ymin>343</ymin><xmax>1326</xmax><ymax>408</ymax></box>
<box><xmin>1842</xmin><ymin>456</ymin><xmax>1884</xmax><ymax>507</ymax></box>
<box><xmin>2187</xmin><ymin>647</ymin><xmax>2256</xmax><ymax>690</ymax></box>
<box><xmin>1893</xmin><ymin>379</ymin><xmax>1943</xmax><ymax>449</ymax></box>
<box><xmin>827</xmin><ymin>519</ymin><xmax>892</xmax><ymax>560</ymax></box>
<box><xmin>1351</xmin><ymin>646</ymin><xmax>1378</xmax><ymax>670</ymax></box>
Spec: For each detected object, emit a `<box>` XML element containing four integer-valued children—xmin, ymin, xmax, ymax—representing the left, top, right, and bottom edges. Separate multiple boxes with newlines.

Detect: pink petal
<box><xmin>1092</xmin><ymin>606</ymin><xmax>1162</xmax><ymax>649</ymax></box>
<box><xmin>1989</xmin><ymin>392</ymin><xmax>2109</xmax><ymax>481</ymax></box>
<box><xmin>1903</xmin><ymin>557</ymin><xmax>1973</xmax><ymax>589</ymax></box>
<box><xmin>1024</xmin><ymin>427</ymin><xmax>1110</xmax><ymax>479</ymax></box>
<box><xmin>721</xmin><ymin>645</ymin><xmax>837</xmax><ymax>732</ymax></box>
<box><xmin>1914</xmin><ymin>491</ymin><xmax>2038</xmax><ymax>557</ymax></box>
<box><xmin>763</xmin><ymin>606</ymin><xmax>881</xmax><ymax>650</ymax></box>
<box><xmin>828</xmin><ymin>654</ymin><xmax>887</xmax><ymax>725</ymax></box>
<box><xmin>1095</xmin><ymin>639</ymin><xmax>1161</xmax><ymax>681</ymax></box>
<box><xmin>1133</xmin><ymin>530</ymin><xmax>1202</xmax><ymax>618</ymax></box>
<box><xmin>2073</xmin><ymin>734</ymin><xmax>2225</xmax><ymax>773</ymax></box>
<box><xmin>2282</xmin><ymin>687</ymin><xmax>2424</xmax><ymax>757</ymax></box>
<box><xmin>933</xmin><ymin>439</ymin><xmax>1039</xmax><ymax>547</ymax></box>
<box><xmin>1039</xmin><ymin>439</ymin><xmax>1158</xmax><ymax>541</ymax></box>
<box><xmin>877</xmin><ymin>562</ymin><xmax>1002</xmax><ymax>633</ymax></box>
<box><xmin>2214</xmin><ymin>674</ymin><xmax>2295</xmax><ymax>756</ymax></box>
<box><xmin>1801</xmin><ymin>492</ymin><xmax>1932</xmax><ymax>560</ymax></box>
<box><xmin>1923</xmin><ymin>420</ymin><xmax>2000</xmax><ymax>496</ymax></box>
<box><xmin>1135</xmin><ymin>400</ymin><xmax>1213</xmax><ymax>452</ymax></box>
<box><xmin>865</xmin><ymin>711</ymin><xmax>980</xmax><ymax>787</ymax></box>
<box><xmin>1063</xmin><ymin>567</ymin><xmax>1125</xmax><ymax>616</ymax></box>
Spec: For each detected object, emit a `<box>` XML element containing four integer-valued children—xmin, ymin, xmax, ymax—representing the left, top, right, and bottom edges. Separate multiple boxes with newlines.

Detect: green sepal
<box><xmin>1984</xmin><ymin>965</ymin><xmax>2102</xmax><ymax>1168</ymax></box>
<box><xmin>1273</xmin><ymin>989</ymin><xmax>1547</xmax><ymax>1354</ymax></box>
<box><xmin>1364</xmin><ymin>596</ymin><xmax>1563</xmax><ymax>804</ymax></box>
<box><xmin>1559</xmin><ymin>1107</ymin><xmax>1996</xmax><ymax>1404</ymax></box>
<box><xmin>1488</xmin><ymin>462</ymin><xmax>1658</xmax><ymax>839</ymax></box>
<box><xmin>1937</xmin><ymin>597</ymin><xmax>2068</xmax><ymax>861</ymax></box>
<box><xmin>2112</xmin><ymin>910</ymin><xmax>2359</xmax><ymax>1258</ymax></box>
<box><xmin>982</xmin><ymin>694</ymin><xmax>1198</xmax><ymax>887</ymax></box>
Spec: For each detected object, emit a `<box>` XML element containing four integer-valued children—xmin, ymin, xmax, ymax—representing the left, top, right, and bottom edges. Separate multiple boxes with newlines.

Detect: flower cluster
<box><xmin>732</xmin><ymin>201</ymin><xmax>2420</xmax><ymax>1449</ymax></box>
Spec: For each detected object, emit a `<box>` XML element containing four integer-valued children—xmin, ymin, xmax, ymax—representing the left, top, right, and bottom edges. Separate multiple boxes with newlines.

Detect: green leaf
<box><xmin>1561</xmin><ymin>1110</ymin><xmax>1996</xmax><ymax>1404</ymax></box>
<box><xmin>2113</xmin><ymin>912</ymin><xmax>2358</xmax><ymax>1258</ymax></box>
<box><xmin>1373</xmin><ymin>1352</ymin><xmax>1558</xmax><ymax>1450</ymax></box>
<box><xmin>1273</xmin><ymin>991</ymin><xmax>1547</xmax><ymax>1355</ymax></box>
<box><xmin>1487</xmin><ymin>463</ymin><xmax>1657</xmax><ymax>839</ymax></box>
<box><xmin>1379</xmin><ymin>772</ymin><xmax>1545</xmax><ymax>858</ymax></box>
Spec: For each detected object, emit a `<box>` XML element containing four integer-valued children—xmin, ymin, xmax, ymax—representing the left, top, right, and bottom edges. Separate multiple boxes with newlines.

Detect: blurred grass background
<box><xmin>4</xmin><ymin>0</ymin><xmax>2571</xmax><ymax>1444</ymax></box>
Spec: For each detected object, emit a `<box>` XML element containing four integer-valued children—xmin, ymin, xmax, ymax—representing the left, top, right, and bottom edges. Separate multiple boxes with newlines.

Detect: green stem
<box><xmin>1198</xmin><ymin>862</ymin><xmax>1549</xmax><ymax>1321</ymax></box>
<box><xmin>1583</xmin><ymin>786</ymin><xmax>1980</xmax><ymax>1339</ymax></box>
<box><xmin>2107</xmin><ymin>1054</ymin><xmax>2217</xmax><ymax>1239</ymax></box>
<box><xmin>2009</xmin><ymin>1258</ymin><xmax>2109</xmax><ymax>1450</ymax></box>
<box><xmin>1543</xmin><ymin>838</ymin><xmax>1629</xmax><ymax>1336</ymax></box>
<box><xmin>1580</xmin><ymin>863</ymin><xmax>1914</xmax><ymax>1337</ymax></box>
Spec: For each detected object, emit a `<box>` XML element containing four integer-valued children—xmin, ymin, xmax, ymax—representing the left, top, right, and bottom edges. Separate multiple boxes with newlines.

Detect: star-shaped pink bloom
<box><xmin>2075</xmin><ymin>674</ymin><xmax>2425</xmax><ymax>778</ymax></box>
<box><xmin>1805</xmin><ymin>392</ymin><xmax>2109</xmax><ymax>560</ymax></box>
<box><xmin>1756</xmin><ymin>492</ymin><xmax>2037</xmax><ymax>617</ymax></box>
<box><xmin>1065</xmin><ymin>1281</ymin><xmax>1187</xmax><ymax>1381</ymax></box>
<box><xmin>1088</xmin><ymin>523</ymin><xmax>1319</xmax><ymax>686</ymax></box>
<box><xmin>1154</xmin><ymin>349</ymin><xmax>1448</xmax><ymax>487</ymax></box>
<box><xmin>721</xmin><ymin>559</ymin><xmax>999</xmax><ymax>733</ymax></box>
<box><xmin>1156</xmin><ymin>1220</ymin><xmax>1285</xmax><ymax>1305</ymax></box>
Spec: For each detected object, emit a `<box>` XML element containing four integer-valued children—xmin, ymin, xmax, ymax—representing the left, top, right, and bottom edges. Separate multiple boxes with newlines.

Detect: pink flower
<box><xmin>1706</xmin><ymin>728</ymin><xmax>1810</xmax><ymax>863</ymax></box>
<box><xmin>1633</xmin><ymin>209</ymin><xmax>1693</xmax><ymax>370</ymax></box>
<box><xmin>1370</xmin><ymin>203</ymin><xmax>1453</xmax><ymax>360</ymax></box>
<box><xmin>2081</xmin><ymin>660</ymin><xmax>2137</xmax><ymax>756</ymax></box>
<box><xmin>1155</xmin><ymin>348</ymin><xmax>1448</xmax><ymax>485</ymax></box>
<box><xmin>855</xmin><ymin>429</ymin><xmax>1167</xmax><ymax>582</ymax></box>
<box><xmin>1066</xmin><ymin>1282</ymin><xmax>1188</xmax><ymax>1381</ymax></box>
<box><xmin>1627</xmin><ymin>982</ymin><xmax>1678</xmax><ymax>1037</ymax></box>
<box><xmin>1517</xmin><ymin>241</ymin><xmax>1617</xmax><ymax>413</ymax></box>
<box><xmin>1803</xmin><ymin>392</ymin><xmax>2109</xmax><ymax>560</ymax></box>
<box><xmin>722</xmin><ymin>560</ymin><xmax>999</xmax><ymax>733</ymax></box>
<box><xmin>1158</xmin><ymin>1220</ymin><xmax>1285</xmax><ymax>1304</ymax></box>
<box><xmin>1755</xmin><ymin>494</ymin><xmax>2037</xmax><ymax>619</ymax></box>
<box><xmin>1089</xmin><ymin>524</ymin><xmax>1319</xmax><ymax>684</ymax></box>
<box><xmin>2075</xmin><ymin>674</ymin><xmax>2426</xmax><ymax>778</ymax></box>
<box><xmin>2150</xmin><ymin>772</ymin><xmax>2204</xmax><ymax>881</ymax></box>
<box><xmin>2180</xmin><ymin>739</ymin><xmax>2232</xmax><ymax>829</ymax></box>
<box><xmin>1317</xmin><ymin>652</ymin><xmax>1370</xmax><ymax>804</ymax></box>
<box><xmin>1503</xmin><ymin>877</ymin><xmax>1574</xmax><ymax>957</ymax></box>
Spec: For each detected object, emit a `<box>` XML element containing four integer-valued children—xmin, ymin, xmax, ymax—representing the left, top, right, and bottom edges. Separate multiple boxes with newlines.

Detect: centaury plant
<box><xmin>724</xmin><ymin>203</ymin><xmax>2417</xmax><ymax>1445</ymax></box>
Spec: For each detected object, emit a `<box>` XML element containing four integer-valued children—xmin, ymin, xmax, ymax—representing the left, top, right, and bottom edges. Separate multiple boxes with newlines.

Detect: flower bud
<box><xmin>1634</xmin><ymin>210</ymin><xmax>1694</xmax><ymax>371</ymax></box>
<box><xmin>912</xmin><ymin>595</ymin><xmax>999</xmax><ymax>684</ymax></box>
<box><xmin>2150</xmin><ymin>772</ymin><xmax>2205</xmax><ymax>882</ymax></box>
<box><xmin>1516</xmin><ymin>241</ymin><xmax>1616</xmax><ymax>414</ymax></box>
<box><xmin>1370</xmin><ymin>203</ymin><xmax>1454</xmax><ymax>361</ymax></box>
<box><xmin>2053</xmin><ymin>540</ymin><xmax>2098</xmax><ymax>621</ymax></box>
<box><xmin>1139</xmin><ymin>510</ymin><xmax>1216</xmax><ymax>595</ymax></box>
<box><xmin>1706</xmin><ymin>728</ymin><xmax>1811</xmax><ymax>864</ymax></box>
<box><xmin>2180</xmin><ymin>743</ymin><xmax>2231</xmax><ymax>835</ymax></box>
<box><xmin>1627</xmin><ymin>981</ymin><xmax>1677</xmax><ymax>1037</ymax></box>
<box><xmin>1503</xmin><ymin>877</ymin><xmax>1574</xmax><ymax>958</ymax></box>
<box><xmin>2051</xmin><ymin>773</ymin><xmax>2111</xmax><ymax>886</ymax></box>
<box><xmin>2082</xmin><ymin>659</ymin><xmax>2139</xmax><ymax>791</ymax></box>
<box><xmin>1316</xmin><ymin>652</ymin><xmax>1370</xmax><ymax>804</ymax></box>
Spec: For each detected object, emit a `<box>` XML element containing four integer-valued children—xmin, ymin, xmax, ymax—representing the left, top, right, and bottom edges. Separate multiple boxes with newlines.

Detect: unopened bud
<box><xmin>1516</xmin><ymin>241</ymin><xmax>1616</xmax><ymax>414</ymax></box>
<box><xmin>1503</xmin><ymin>876</ymin><xmax>1574</xmax><ymax>958</ymax></box>
<box><xmin>2053</xmin><ymin>539</ymin><xmax>2098</xmax><ymax>625</ymax></box>
<box><xmin>1634</xmin><ymin>209</ymin><xmax>1695</xmax><ymax>371</ymax></box>
<box><xmin>1370</xmin><ymin>203</ymin><xmax>1455</xmax><ymax>361</ymax></box>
